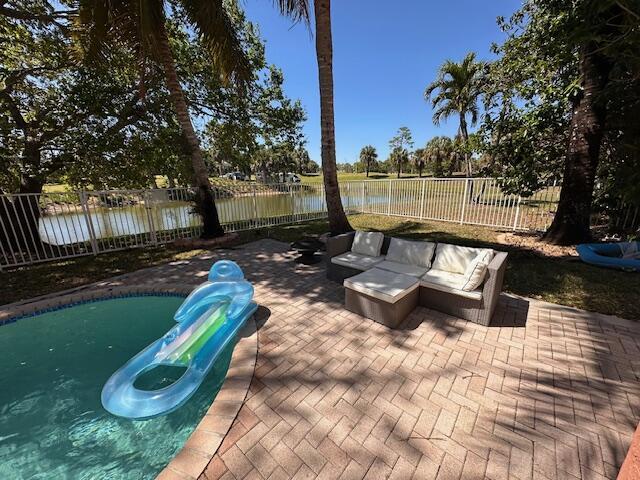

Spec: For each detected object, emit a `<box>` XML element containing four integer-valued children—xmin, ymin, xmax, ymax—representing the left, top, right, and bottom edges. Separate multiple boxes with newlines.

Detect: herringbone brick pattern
<box><xmin>98</xmin><ymin>239</ymin><xmax>640</xmax><ymax>480</ymax></box>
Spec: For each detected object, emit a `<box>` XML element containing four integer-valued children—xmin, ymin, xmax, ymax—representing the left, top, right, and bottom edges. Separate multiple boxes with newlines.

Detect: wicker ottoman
<box><xmin>344</xmin><ymin>268</ymin><xmax>419</xmax><ymax>328</ymax></box>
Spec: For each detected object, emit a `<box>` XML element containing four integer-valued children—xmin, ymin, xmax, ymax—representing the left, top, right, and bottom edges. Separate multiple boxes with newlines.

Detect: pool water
<box><xmin>0</xmin><ymin>296</ymin><xmax>235</xmax><ymax>479</ymax></box>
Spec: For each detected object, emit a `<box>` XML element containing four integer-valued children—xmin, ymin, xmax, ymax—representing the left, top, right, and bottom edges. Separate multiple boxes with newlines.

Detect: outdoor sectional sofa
<box><xmin>326</xmin><ymin>231</ymin><xmax>508</xmax><ymax>327</ymax></box>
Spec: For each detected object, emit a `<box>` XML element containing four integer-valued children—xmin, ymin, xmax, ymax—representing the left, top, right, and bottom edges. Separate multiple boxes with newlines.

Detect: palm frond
<box><xmin>75</xmin><ymin>0</ymin><xmax>155</xmax><ymax>65</ymax></box>
<box><xmin>272</xmin><ymin>0</ymin><xmax>311</xmax><ymax>25</ymax></box>
<box><xmin>433</xmin><ymin>104</ymin><xmax>456</xmax><ymax>126</ymax></box>
<box><xmin>425</xmin><ymin>51</ymin><xmax>485</xmax><ymax>128</ymax></box>
<box><xmin>180</xmin><ymin>0</ymin><xmax>251</xmax><ymax>83</ymax></box>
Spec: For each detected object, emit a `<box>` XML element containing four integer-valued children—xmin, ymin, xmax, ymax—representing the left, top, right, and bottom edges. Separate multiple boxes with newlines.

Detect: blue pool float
<box><xmin>576</xmin><ymin>241</ymin><xmax>640</xmax><ymax>272</ymax></box>
<box><xmin>101</xmin><ymin>260</ymin><xmax>257</xmax><ymax>419</ymax></box>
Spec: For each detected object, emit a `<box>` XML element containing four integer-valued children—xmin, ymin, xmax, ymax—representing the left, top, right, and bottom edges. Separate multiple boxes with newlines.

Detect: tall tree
<box><xmin>483</xmin><ymin>0</ymin><xmax>640</xmax><ymax>245</ymax></box>
<box><xmin>77</xmin><ymin>0</ymin><xmax>251</xmax><ymax>238</ymax></box>
<box><xmin>359</xmin><ymin>145</ymin><xmax>377</xmax><ymax>177</ymax></box>
<box><xmin>425</xmin><ymin>52</ymin><xmax>484</xmax><ymax>177</ymax></box>
<box><xmin>540</xmin><ymin>1</ymin><xmax>639</xmax><ymax>244</ymax></box>
<box><xmin>389</xmin><ymin>127</ymin><xmax>413</xmax><ymax>178</ymax></box>
<box><xmin>274</xmin><ymin>0</ymin><xmax>352</xmax><ymax>234</ymax></box>
<box><xmin>0</xmin><ymin>1</ymin><xmax>181</xmax><ymax>253</ymax></box>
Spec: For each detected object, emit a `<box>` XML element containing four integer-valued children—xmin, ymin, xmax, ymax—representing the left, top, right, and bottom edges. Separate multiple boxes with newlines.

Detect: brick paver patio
<box><xmin>97</xmin><ymin>239</ymin><xmax>640</xmax><ymax>479</ymax></box>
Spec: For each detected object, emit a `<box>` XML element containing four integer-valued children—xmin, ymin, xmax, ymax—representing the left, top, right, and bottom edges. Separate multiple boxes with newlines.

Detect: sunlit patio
<box><xmin>9</xmin><ymin>239</ymin><xmax>638</xmax><ymax>480</ymax></box>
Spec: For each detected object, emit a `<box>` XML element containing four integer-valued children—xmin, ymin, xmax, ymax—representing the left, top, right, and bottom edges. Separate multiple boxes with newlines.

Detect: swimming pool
<box><xmin>0</xmin><ymin>296</ymin><xmax>234</xmax><ymax>479</ymax></box>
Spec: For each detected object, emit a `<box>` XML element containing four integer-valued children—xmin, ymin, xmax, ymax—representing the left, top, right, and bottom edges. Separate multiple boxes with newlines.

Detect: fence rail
<box><xmin>352</xmin><ymin>178</ymin><xmax>562</xmax><ymax>232</ymax></box>
<box><xmin>0</xmin><ymin>178</ymin><xmax>637</xmax><ymax>269</ymax></box>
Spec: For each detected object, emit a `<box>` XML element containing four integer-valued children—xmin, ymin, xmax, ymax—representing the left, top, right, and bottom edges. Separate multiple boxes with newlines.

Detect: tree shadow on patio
<box><xmin>126</xmin><ymin>239</ymin><xmax>639</xmax><ymax>479</ymax></box>
<box><xmin>483</xmin><ymin>306</ymin><xmax>640</xmax><ymax>478</ymax></box>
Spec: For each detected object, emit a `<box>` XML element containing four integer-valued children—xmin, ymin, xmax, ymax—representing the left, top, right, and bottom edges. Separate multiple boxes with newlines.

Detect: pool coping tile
<box><xmin>160</xmin><ymin>313</ymin><xmax>258</xmax><ymax>479</ymax></box>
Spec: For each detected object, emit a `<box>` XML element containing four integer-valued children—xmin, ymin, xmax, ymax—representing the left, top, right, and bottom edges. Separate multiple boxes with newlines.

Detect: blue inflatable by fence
<box><xmin>576</xmin><ymin>242</ymin><xmax>640</xmax><ymax>272</ymax></box>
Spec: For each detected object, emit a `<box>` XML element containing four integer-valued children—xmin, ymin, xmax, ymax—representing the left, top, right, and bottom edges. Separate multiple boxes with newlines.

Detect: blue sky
<box><xmin>242</xmin><ymin>0</ymin><xmax>522</xmax><ymax>164</ymax></box>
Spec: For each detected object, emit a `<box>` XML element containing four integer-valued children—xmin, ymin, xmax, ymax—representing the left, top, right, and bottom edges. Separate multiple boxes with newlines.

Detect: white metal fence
<box><xmin>354</xmin><ymin>178</ymin><xmax>562</xmax><ymax>232</ymax></box>
<box><xmin>0</xmin><ymin>178</ymin><xmax>637</xmax><ymax>269</ymax></box>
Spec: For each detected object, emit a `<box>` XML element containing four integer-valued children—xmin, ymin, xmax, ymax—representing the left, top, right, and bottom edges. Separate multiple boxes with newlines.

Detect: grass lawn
<box><xmin>300</xmin><ymin>172</ymin><xmax>422</xmax><ymax>183</ymax></box>
<box><xmin>42</xmin><ymin>183</ymin><xmax>72</xmax><ymax>193</ymax></box>
<box><xmin>1</xmin><ymin>214</ymin><xmax>637</xmax><ymax>320</ymax></box>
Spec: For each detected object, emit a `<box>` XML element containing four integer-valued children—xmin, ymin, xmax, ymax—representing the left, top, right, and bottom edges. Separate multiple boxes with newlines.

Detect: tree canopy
<box><xmin>479</xmin><ymin>1</ymin><xmax>639</xmax><ymax>192</ymax></box>
<box><xmin>0</xmin><ymin>0</ymin><xmax>306</xmax><ymax>193</ymax></box>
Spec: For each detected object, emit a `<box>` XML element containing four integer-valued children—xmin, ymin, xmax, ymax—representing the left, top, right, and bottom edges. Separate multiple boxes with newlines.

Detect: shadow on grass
<box><xmin>2</xmin><ymin>214</ymin><xmax>637</xmax><ymax>320</ymax></box>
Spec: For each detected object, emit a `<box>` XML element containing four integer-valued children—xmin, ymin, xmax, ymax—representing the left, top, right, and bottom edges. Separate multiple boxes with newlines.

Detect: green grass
<box><xmin>2</xmin><ymin>214</ymin><xmax>637</xmax><ymax>320</ymax></box>
<box><xmin>300</xmin><ymin>172</ymin><xmax>422</xmax><ymax>183</ymax></box>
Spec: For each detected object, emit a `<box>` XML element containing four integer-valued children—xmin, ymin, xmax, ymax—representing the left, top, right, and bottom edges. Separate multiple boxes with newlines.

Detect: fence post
<box><xmin>387</xmin><ymin>180</ymin><xmax>392</xmax><ymax>216</ymax></box>
<box><xmin>512</xmin><ymin>196</ymin><xmax>522</xmax><ymax>232</ymax></box>
<box><xmin>79</xmin><ymin>190</ymin><xmax>99</xmax><ymax>255</ymax></box>
<box><xmin>252</xmin><ymin>184</ymin><xmax>258</xmax><ymax>228</ymax></box>
<box><xmin>459</xmin><ymin>179</ymin><xmax>469</xmax><ymax>224</ymax></box>
<box><xmin>289</xmin><ymin>183</ymin><xmax>294</xmax><ymax>222</ymax></box>
<box><xmin>419</xmin><ymin>179</ymin><xmax>426</xmax><ymax>219</ymax></box>
<box><xmin>361</xmin><ymin>182</ymin><xmax>365</xmax><ymax>213</ymax></box>
<box><xmin>144</xmin><ymin>191</ymin><xmax>158</xmax><ymax>245</ymax></box>
<box><xmin>346</xmin><ymin>182</ymin><xmax>351</xmax><ymax>213</ymax></box>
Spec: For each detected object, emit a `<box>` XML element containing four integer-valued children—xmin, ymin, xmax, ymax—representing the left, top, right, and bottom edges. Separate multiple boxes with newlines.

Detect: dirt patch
<box><xmin>496</xmin><ymin>232</ymin><xmax>578</xmax><ymax>258</ymax></box>
<box><xmin>172</xmin><ymin>232</ymin><xmax>239</xmax><ymax>249</ymax></box>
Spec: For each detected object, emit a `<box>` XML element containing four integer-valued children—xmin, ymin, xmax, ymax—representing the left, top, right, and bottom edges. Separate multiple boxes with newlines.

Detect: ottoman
<box><xmin>344</xmin><ymin>268</ymin><xmax>419</xmax><ymax>328</ymax></box>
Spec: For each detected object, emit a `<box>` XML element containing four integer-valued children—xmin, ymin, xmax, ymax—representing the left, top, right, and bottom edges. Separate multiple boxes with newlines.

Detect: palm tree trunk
<box><xmin>459</xmin><ymin>115</ymin><xmax>472</xmax><ymax>177</ymax></box>
<box><xmin>314</xmin><ymin>0</ymin><xmax>352</xmax><ymax>235</ymax></box>
<box><xmin>157</xmin><ymin>21</ymin><xmax>224</xmax><ymax>238</ymax></box>
<box><xmin>365</xmin><ymin>160</ymin><xmax>369</xmax><ymax>177</ymax></box>
<box><xmin>543</xmin><ymin>46</ymin><xmax>612</xmax><ymax>245</ymax></box>
<box><xmin>458</xmin><ymin>116</ymin><xmax>475</xmax><ymax>202</ymax></box>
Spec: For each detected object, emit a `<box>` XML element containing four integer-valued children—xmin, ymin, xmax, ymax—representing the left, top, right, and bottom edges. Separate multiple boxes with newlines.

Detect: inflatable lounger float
<box><xmin>576</xmin><ymin>241</ymin><xmax>640</xmax><ymax>272</ymax></box>
<box><xmin>101</xmin><ymin>260</ymin><xmax>257</xmax><ymax>419</ymax></box>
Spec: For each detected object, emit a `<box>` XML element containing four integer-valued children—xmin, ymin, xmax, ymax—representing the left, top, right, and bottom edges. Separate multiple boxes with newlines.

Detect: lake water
<box><xmin>38</xmin><ymin>191</ymin><xmax>385</xmax><ymax>246</ymax></box>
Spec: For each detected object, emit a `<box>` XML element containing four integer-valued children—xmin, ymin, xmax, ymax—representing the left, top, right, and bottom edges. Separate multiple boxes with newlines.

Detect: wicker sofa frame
<box><xmin>326</xmin><ymin>232</ymin><xmax>508</xmax><ymax>327</ymax></box>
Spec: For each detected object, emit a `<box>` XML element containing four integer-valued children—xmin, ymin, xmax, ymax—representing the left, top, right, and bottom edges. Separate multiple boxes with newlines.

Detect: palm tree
<box><xmin>77</xmin><ymin>1</ymin><xmax>250</xmax><ymax>238</ymax></box>
<box><xmin>425</xmin><ymin>136</ymin><xmax>456</xmax><ymax>177</ymax></box>
<box><xmin>274</xmin><ymin>0</ymin><xmax>351</xmax><ymax>234</ymax></box>
<box><xmin>412</xmin><ymin>148</ymin><xmax>426</xmax><ymax>177</ymax></box>
<box><xmin>389</xmin><ymin>127</ymin><xmax>414</xmax><ymax>179</ymax></box>
<box><xmin>389</xmin><ymin>147</ymin><xmax>409</xmax><ymax>179</ymax></box>
<box><xmin>359</xmin><ymin>145</ymin><xmax>377</xmax><ymax>177</ymax></box>
<box><xmin>425</xmin><ymin>52</ymin><xmax>484</xmax><ymax>177</ymax></box>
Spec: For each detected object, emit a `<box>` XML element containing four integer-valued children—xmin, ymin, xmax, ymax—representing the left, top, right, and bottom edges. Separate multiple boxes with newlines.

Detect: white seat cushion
<box><xmin>432</xmin><ymin>243</ymin><xmax>491</xmax><ymax>275</ymax></box>
<box><xmin>420</xmin><ymin>269</ymin><xmax>483</xmax><ymax>300</ymax></box>
<box><xmin>344</xmin><ymin>268</ymin><xmax>419</xmax><ymax>303</ymax></box>
<box><xmin>461</xmin><ymin>249</ymin><xmax>494</xmax><ymax>291</ymax></box>
<box><xmin>351</xmin><ymin>231</ymin><xmax>384</xmax><ymax>257</ymax></box>
<box><xmin>331</xmin><ymin>252</ymin><xmax>384</xmax><ymax>271</ymax></box>
<box><xmin>385</xmin><ymin>238</ymin><xmax>436</xmax><ymax>268</ymax></box>
<box><xmin>375</xmin><ymin>260</ymin><xmax>428</xmax><ymax>277</ymax></box>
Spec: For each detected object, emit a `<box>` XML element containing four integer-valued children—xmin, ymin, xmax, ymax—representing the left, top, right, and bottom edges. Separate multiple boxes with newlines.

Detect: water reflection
<box><xmin>38</xmin><ymin>192</ymin><xmax>384</xmax><ymax>246</ymax></box>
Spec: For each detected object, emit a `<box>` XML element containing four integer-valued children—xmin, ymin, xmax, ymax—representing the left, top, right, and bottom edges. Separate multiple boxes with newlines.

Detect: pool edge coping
<box><xmin>158</xmin><ymin>314</ymin><xmax>257</xmax><ymax>480</ymax></box>
<box><xmin>0</xmin><ymin>285</ymin><xmax>194</xmax><ymax>323</ymax></box>
<box><xmin>0</xmin><ymin>286</ymin><xmax>258</xmax><ymax>480</ymax></box>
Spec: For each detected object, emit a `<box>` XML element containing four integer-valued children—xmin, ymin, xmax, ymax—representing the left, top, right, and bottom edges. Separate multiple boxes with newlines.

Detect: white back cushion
<box><xmin>461</xmin><ymin>250</ymin><xmax>495</xmax><ymax>291</ymax></box>
<box><xmin>351</xmin><ymin>231</ymin><xmax>384</xmax><ymax>257</ymax></box>
<box><xmin>385</xmin><ymin>238</ymin><xmax>436</xmax><ymax>268</ymax></box>
<box><xmin>432</xmin><ymin>243</ymin><xmax>487</xmax><ymax>275</ymax></box>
